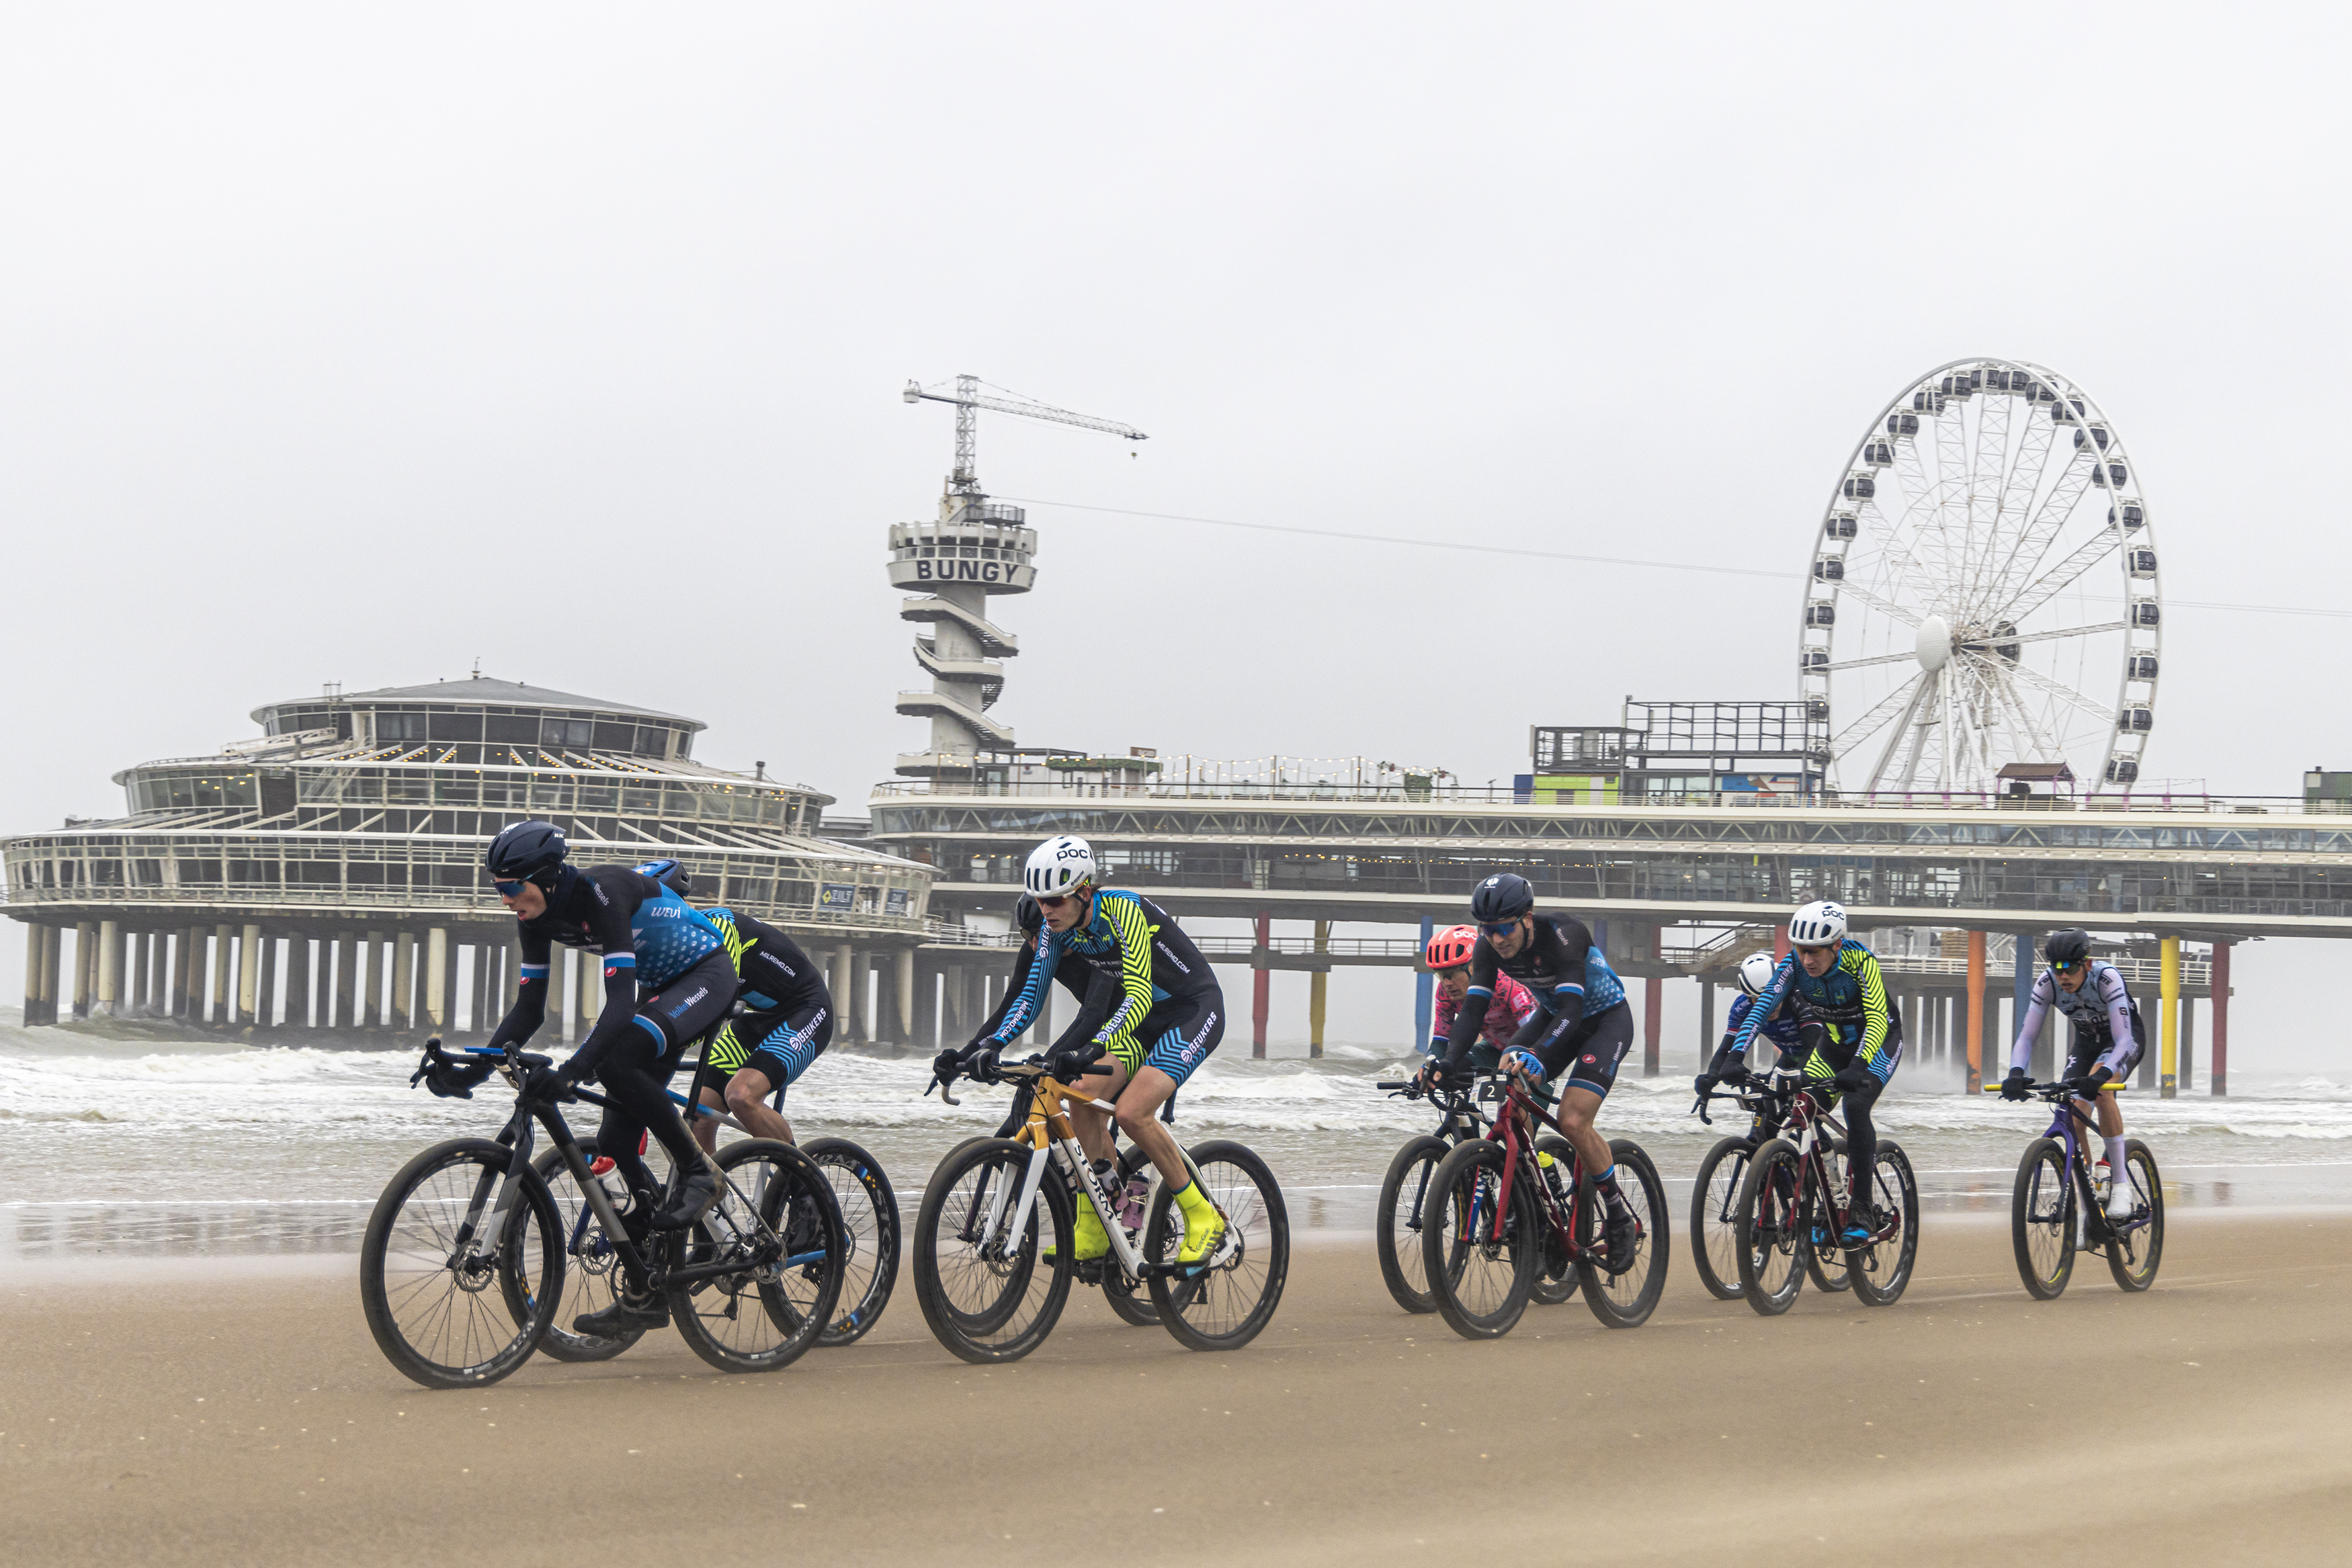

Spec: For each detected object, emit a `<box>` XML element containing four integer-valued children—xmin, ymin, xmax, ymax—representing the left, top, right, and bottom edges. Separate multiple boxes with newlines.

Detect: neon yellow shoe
<box><xmin>1173</xmin><ymin>1180</ymin><xmax>1226</xmax><ymax>1266</ymax></box>
<box><xmin>1048</xmin><ymin>1198</ymin><xmax>1111</xmax><ymax>1262</ymax></box>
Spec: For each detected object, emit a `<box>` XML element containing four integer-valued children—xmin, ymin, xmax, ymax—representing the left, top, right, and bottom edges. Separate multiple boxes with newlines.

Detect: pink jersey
<box><xmin>1431</xmin><ymin>971</ymin><xmax>1540</xmax><ymax>1051</ymax></box>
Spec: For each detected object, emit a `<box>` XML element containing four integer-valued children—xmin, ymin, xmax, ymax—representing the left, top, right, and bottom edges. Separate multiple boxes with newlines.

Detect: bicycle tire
<box><xmin>667</xmin><ymin>1139</ymin><xmax>842</xmax><ymax>1374</ymax></box>
<box><xmin>361</xmin><ymin>1138</ymin><xmax>561</xmax><ymax>1390</ymax></box>
<box><xmin>2011</xmin><ymin>1137</ymin><xmax>2074</xmax><ymax>1301</ymax></box>
<box><xmin>801</xmin><ymin>1136</ymin><xmax>901</xmax><ymax>1346</ymax></box>
<box><xmin>1688</xmin><ymin>1135</ymin><xmax>1753</xmax><ymax>1302</ymax></box>
<box><xmin>1376</xmin><ymin>1135</ymin><xmax>1450</xmax><ymax>1314</ymax></box>
<box><xmin>1421</xmin><ymin>1139</ymin><xmax>1536</xmax><ymax>1341</ymax></box>
<box><xmin>1805</xmin><ymin>1137</ymin><xmax>1854</xmax><ymax>1294</ymax></box>
<box><xmin>1529</xmin><ymin>1135</ymin><xmax>1579</xmax><ymax>1307</ymax></box>
<box><xmin>1733</xmin><ymin>1138</ymin><xmax>1808</xmax><ymax>1317</ymax></box>
<box><xmin>2104</xmin><ymin>1139</ymin><xmax>2164</xmax><ymax>1292</ymax></box>
<box><xmin>1847</xmin><ymin>1141</ymin><xmax>1917</xmax><ymax>1306</ymax></box>
<box><xmin>1575</xmin><ymin>1139</ymin><xmax>1668</xmax><ymax>1328</ymax></box>
<box><xmin>912</xmin><ymin>1137</ymin><xmax>1073</xmax><ymax>1364</ymax></box>
<box><xmin>1101</xmin><ymin>1143</ymin><xmax>1162</xmax><ymax>1327</ymax></box>
<box><xmin>1145</xmin><ymin>1139</ymin><xmax>1290</xmax><ymax>1351</ymax></box>
<box><xmin>524</xmin><ymin>1139</ymin><xmax>646</xmax><ymax>1362</ymax></box>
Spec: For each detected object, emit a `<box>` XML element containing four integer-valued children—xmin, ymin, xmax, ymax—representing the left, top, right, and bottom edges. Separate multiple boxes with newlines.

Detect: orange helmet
<box><xmin>1425</xmin><ymin>924</ymin><xmax>1479</xmax><ymax>972</ymax></box>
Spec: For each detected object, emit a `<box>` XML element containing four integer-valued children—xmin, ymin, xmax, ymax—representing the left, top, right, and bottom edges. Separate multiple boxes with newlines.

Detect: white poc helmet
<box><xmin>1023</xmin><ymin>834</ymin><xmax>1097</xmax><ymax>898</ymax></box>
<box><xmin>1788</xmin><ymin>899</ymin><xmax>1848</xmax><ymax>947</ymax></box>
<box><xmin>1736</xmin><ymin>951</ymin><xmax>1777</xmax><ymax>996</ymax></box>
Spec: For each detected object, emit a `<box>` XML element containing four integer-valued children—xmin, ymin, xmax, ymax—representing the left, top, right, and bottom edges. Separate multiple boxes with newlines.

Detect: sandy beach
<box><xmin>5</xmin><ymin>1213</ymin><xmax>2349</xmax><ymax>1567</ymax></box>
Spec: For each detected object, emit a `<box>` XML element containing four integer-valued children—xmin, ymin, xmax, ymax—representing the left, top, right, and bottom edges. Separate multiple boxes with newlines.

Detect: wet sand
<box><xmin>5</xmin><ymin>1215</ymin><xmax>2349</xmax><ymax>1567</ymax></box>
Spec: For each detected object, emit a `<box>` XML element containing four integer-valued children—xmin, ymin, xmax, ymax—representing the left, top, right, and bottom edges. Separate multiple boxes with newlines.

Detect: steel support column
<box><xmin>96</xmin><ymin>919</ymin><xmax>122</xmax><ymax>1017</ymax></box>
<box><xmin>238</xmin><ymin>924</ymin><xmax>261</xmax><ymax>1025</ymax></box>
<box><xmin>2210</xmin><ymin>940</ymin><xmax>2230</xmax><ymax>1097</ymax></box>
<box><xmin>1251</xmin><ymin>912</ymin><xmax>1271</xmax><ymax>1059</ymax></box>
<box><xmin>22</xmin><ymin>924</ymin><xmax>43</xmax><ymax>1024</ymax></box>
<box><xmin>2158</xmin><ymin>935</ymin><xmax>2180</xmax><ymax>1099</ymax></box>
<box><xmin>255</xmin><ymin>936</ymin><xmax>278</xmax><ymax>1029</ymax></box>
<box><xmin>392</xmin><ymin>933</ymin><xmax>416</xmax><ymax>1033</ymax></box>
<box><xmin>286</xmin><ymin>938</ymin><xmax>312</xmax><ymax>1029</ymax></box>
<box><xmin>1308</xmin><ymin>920</ymin><xmax>1329</xmax><ymax>1059</ymax></box>
<box><xmin>1964</xmin><ymin>930</ymin><xmax>1985</xmax><ymax>1095</ymax></box>
<box><xmin>1413</xmin><ymin>914</ymin><xmax>1434</xmax><ymax>1053</ymax></box>
<box><xmin>212</xmin><ymin>923</ymin><xmax>234</xmax><ymax>1026</ymax></box>
<box><xmin>1643</xmin><ymin>975</ymin><xmax>1663</xmax><ymax>1077</ymax></box>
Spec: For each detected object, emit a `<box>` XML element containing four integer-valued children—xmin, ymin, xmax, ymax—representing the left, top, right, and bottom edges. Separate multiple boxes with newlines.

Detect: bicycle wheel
<box><xmin>2104</xmin><ymin>1139</ymin><xmax>2165</xmax><ymax>1292</ymax></box>
<box><xmin>668</xmin><ymin>1140</ymin><xmax>842</xmax><ymax>1374</ymax></box>
<box><xmin>523</xmin><ymin>1140</ymin><xmax>646</xmax><ymax>1362</ymax></box>
<box><xmin>801</xmin><ymin>1136</ymin><xmax>900</xmax><ymax>1346</ymax></box>
<box><xmin>1574</xmin><ymin>1138</ymin><xmax>1668</xmax><ymax>1328</ymax></box>
<box><xmin>1527</xmin><ymin>1136</ymin><xmax>1580</xmax><ymax>1307</ymax></box>
<box><xmin>912</xmin><ymin>1137</ymin><xmax>1073</xmax><ymax>1363</ymax></box>
<box><xmin>1689</xmin><ymin>1136</ymin><xmax>1754</xmax><ymax>1302</ymax></box>
<box><xmin>360</xmin><ymin>1138</ymin><xmax>561</xmax><ymax>1390</ymax></box>
<box><xmin>1145</xmin><ymin>1139</ymin><xmax>1290</xmax><ymax>1351</ymax></box>
<box><xmin>1803</xmin><ymin>1137</ymin><xmax>1854</xmax><ymax>1293</ymax></box>
<box><xmin>1420</xmin><ymin>1139</ymin><xmax>1536</xmax><ymax>1341</ymax></box>
<box><xmin>1847</xmin><ymin>1141</ymin><xmax>1918</xmax><ymax>1306</ymax></box>
<box><xmin>2011</xmin><ymin>1138</ymin><xmax>2075</xmax><ymax>1300</ymax></box>
<box><xmin>1376</xmin><ymin>1135</ymin><xmax>1450</xmax><ymax>1314</ymax></box>
<box><xmin>1101</xmin><ymin>1143</ymin><xmax>1162</xmax><ymax>1327</ymax></box>
<box><xmin>1733</xmin><ymin>1138</ymin><xmax>1808</xmax><ymax>1317</ymax></box>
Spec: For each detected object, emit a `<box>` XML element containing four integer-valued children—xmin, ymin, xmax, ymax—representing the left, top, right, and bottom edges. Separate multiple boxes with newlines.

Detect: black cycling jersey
<box><xmin>1439</xmin><ymin>914</ymin><xmax>1628</xmax><ymax>1074</ymax></box>
<box><xmin>705</xmin><ymin>907</ymin><xmax>829</xmax><ymax>1017</ymax></box>
<box><xmin>487</xmin><ymin>863</ymin><xmax>728</xmax><ymax>1080</ymax></box>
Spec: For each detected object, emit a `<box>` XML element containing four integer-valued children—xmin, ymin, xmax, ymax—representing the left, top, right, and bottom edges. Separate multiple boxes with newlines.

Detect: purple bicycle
<box><xmin>2001</xmin><ymin>1077</ymin><xmax>2164</xmax><ymax>1299</ymax></box>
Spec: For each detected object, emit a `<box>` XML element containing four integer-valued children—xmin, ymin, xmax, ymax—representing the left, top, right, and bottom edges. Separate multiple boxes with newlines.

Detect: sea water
<box><xmin>5</xmin><ymin>1021</ymin><xmax>2350</xmax><ymax>1261</ymax></box>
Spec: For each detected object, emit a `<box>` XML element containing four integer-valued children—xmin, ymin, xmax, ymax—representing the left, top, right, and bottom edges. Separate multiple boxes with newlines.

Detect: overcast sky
<box><xmin>3</xmin><ymin>6</ymin><xmax>2345</xmax><ymax>1061</ymax></box>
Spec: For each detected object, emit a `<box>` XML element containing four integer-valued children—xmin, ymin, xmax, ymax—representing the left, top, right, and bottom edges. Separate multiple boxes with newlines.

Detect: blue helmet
<box><xmin>1470</xmin><ymin>872</ymin><xmax>1535</xmax><ymax>924</ymax></box>
<box><xmin>487</xmin><ymin>820</ymin><xmax>568</xmax><ymax>886</ymax></box>
<box><xmin>633</xmin><ymin>858</ymin><xmax>694</xmax><ymax>898</ymax></box>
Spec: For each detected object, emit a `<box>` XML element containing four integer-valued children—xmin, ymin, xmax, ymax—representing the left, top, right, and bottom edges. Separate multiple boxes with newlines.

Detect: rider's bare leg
<box><xmin>1068</xmin><ymin>1057</ymin><xmax>1127</xmax><ymax>1168</ymax></box>
<box><xmin>1112</xmin><ymin>1065</ymin><xmax>1189</xmax><ymax>1187</ymax></box>
<box><xmin>722</xmin><ymin>1067</ymin><xmax>795</xmax><ymax>1143</ymax></box>
<box><xmin>1554</xmin><ymin>1086</ymin><xmax>1612</xmax><ymax>1178</ymax></box>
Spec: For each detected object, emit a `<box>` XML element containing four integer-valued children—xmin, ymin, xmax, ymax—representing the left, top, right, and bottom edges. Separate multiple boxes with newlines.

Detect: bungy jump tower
<box><xmin>889</xmin><ymin>376</ymin><xmax>1146</xmax><ymax>783</ymax></box>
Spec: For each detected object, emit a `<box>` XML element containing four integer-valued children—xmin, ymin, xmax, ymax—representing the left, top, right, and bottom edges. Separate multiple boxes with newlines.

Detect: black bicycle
<box><xmin>1375</xmin><ymin>1076</ymin><xmax>1578</xmax><ymax>1313</ymax></box>
<box><xmin>361</xmin><ymin>1041</ymin><xmax>845</xmax><ymax>1388</ymax></box>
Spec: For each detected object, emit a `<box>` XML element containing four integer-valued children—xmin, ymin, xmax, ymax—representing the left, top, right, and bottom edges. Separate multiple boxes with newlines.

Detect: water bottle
<box><xmin>590</xmin><ymin>1155</ymin><xmax>634</xmax><ymax>1216</ymax></box>
<box><xmin>2093</xmin><ymin>1159</ymin><xmax>2111</xmax><ymax>1199</ymax></box>
<box><xmin>1116</xmin><ymin>1171</ymin><xmax>1150</xmax><ymax>1231</ymax></box>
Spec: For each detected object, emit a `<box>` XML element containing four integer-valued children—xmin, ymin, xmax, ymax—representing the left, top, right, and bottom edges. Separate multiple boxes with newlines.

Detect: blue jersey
<box><xmin>1724</xmin><ymin>992</ymin><xmax>1806</xmax><ymax>1050</ymax></box>
<box><xmin>1732</xmin><ymin>942</ymin><xmax>1898</xmax><ymax>1083</ymax></box>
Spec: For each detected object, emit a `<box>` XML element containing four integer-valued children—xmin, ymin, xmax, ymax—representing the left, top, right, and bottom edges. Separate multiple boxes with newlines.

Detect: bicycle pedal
<box><xmin>1073</xmin><ymin>1259</ymin><xmax>1106</xmax><ymax>1287</ymax></box>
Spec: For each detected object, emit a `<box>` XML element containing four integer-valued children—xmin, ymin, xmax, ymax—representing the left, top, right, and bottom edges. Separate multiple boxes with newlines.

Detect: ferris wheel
<box><xmin>1800</xmin><ymin>358</ymin><xmax>2160</xmax><ymax>797</ymax></box>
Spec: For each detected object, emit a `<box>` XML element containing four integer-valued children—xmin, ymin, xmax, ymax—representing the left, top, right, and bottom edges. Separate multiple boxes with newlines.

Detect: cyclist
<box><xmin>686</xmin><ymin>894</ymin><xmax>833</xmax><ymax>1153</ymax></box>
<box><xmin>932</xmin><ymin>894</ymin><xmax>1118</xmax><ymax>1088</ymax></box>
<box><xmin>976</xmin><ymin>835</ymin><xmax>1228</xmax><ymax>1266</ymax></box>
<box><xmin>1419</xmin><ymin>873</ymin><xmax>1638</xmax><ymax>1259</ymax></box>
<box><xmin>481</xmin><ymin>821</ymin><xmax>739</xmax><ymax>1337</ymax></box>
<box><xmin>1725</xmin><ymin>900</ymin><xmax>1902</xmax><ymax>1245</ymax></box>
<box><xmin>1694</xmin><ymin>951</ymin><xmax>1831</xmax><ymax>1145</ymax></box>
<box><xmin>2001</xmin><ymin>928</ymin><xmax>2145</xmax><ymax>1220</ymax></box>
<box><xmin>1423</xmin><ymin>923</ymin><xmax>1541</xmax><ymax>1077</ymax></box>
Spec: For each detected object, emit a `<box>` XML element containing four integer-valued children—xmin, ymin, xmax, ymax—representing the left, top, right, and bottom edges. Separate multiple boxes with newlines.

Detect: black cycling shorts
<box><xmin>1521</xmin><ymin>1001</ymin><xmax>1635</xmax><ymax>1100</ymax></box>
<box><xmin>2065</xmin><ymin>1029</ymin><xmax>2142</xmax><ymax>1085</ymax></box>
<box><xmin>631</xmin><ymin>949</ymin><xmax>740</xmax><ymax>1071</ymax></box>
<box><xmin>1116</xmin><ymin>991</ymin><xmax>1223</xmax><ymax>1088</ymax></box>
<box><xmin>709</xmin><ymin>1002</ymin><xmax>832</xmax><ymax>1094</ymax></box>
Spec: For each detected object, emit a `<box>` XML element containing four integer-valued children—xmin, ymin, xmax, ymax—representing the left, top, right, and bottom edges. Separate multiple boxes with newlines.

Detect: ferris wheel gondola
<box><xmin>1800</xmin><ymin>359</ymin><xmax>2160</xmax><ymax>797</ymax></box>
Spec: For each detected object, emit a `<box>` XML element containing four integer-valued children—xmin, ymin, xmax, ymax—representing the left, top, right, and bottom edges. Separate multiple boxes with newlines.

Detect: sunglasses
<box><xmin>493</xmin><ymin>879</ymin><xmax>528</xmax><ymax>898</ymax></box>
<box><xmin>1478</xmin><ymin>920</ymin><xmax>1521</xmax><ymax>939</ymax></box>
<box><xmin>1036</xmin><ymin>892</ymin><xmax>1076</xmax><ymax>910</ymax></box>
<box><xmin>2052</xmin><ymin>959</ymin><xmax>2084</xmax><ymax>971</ymax></box>
<box><xmin>1794</xmin><ymin>944</ymin><xmax>1836</xmax><ymax>957</ymax></box>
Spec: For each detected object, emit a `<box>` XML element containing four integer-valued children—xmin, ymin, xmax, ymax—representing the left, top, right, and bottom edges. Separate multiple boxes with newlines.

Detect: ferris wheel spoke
<box><xmin>1860</xmin><ymin>673</ymin><xmax>1934</xmax><ymax>794</ymax></box>
<box><xmin>1835</xmin><ymin>579</ymin><xmax>1922</xmax><ymax>629</ymax></box>
<box><xmin>1956</xmin><ymin>620</ymin><xmax>2125</xmax><ymax>653</ymax></box>
<box><xmin>1980</xmin><ymin>664</ymin><xmax>2070</xmax><ymax>763</ymax></box>
<box><xmin>2006</xmin><ymin>529</ymin><xmax>2126</xmax><ymax>624</ymax></box>
<box><xmin>2001</xmin><ymin>658</ymin><xmax>2115</xmax><ymax>724</ymax></box>
<box><xmin>1991</xmin><ymin>447</ymin><xmax>2101</xmax><ymax>610</ymax></box>
<box><xmin>1821</xmin><ymin>649</ymin><xmax>1919</xmax><ymax>672</ymax></box>
<box><xmin>1964</xmin><ymin>393</ymin><xmax>2013</xmax><ymax>605</ymax></box>
<box><xmin>1835</xmin><ymin>670</ymin><xmax>1927</xmax><ymax>757</ymax></box>
<box><xmin>1986</xmin><ymin>408</ymin><xmax>2058</xmax><ymax>595</ymax></box>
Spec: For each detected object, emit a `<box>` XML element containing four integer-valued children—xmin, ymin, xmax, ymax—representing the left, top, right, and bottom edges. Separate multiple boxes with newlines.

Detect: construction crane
<box><xmin>902</xmin><ymin>374</ymin><xmax>1147</xmax><ymax>496</ymax></box>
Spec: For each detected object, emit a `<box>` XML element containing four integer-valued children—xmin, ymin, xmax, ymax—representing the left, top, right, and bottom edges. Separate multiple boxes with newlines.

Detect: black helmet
<box><xmin>2044</xmin><ymin>928</ymin><xmax>2091</xmax><ymax>967</ymax></box>
<box><xmin>487</xmin><ymin>820</ymin><xmax>568</xmax><ymax>886</ymax></box>
<box><xmin>633</xmin><ymin>858</ymin><xmax>694</xmax><ymax>898</ymax></box>
<box><xmin>1469</xmin><ymin>873</ymin><xmax>1535</xmax><ymax>924</ymax></box>
<box><xmin>1015</xmin><ymin>893</ymin><xmax>1043</xmax><ymax>935</ymax></box>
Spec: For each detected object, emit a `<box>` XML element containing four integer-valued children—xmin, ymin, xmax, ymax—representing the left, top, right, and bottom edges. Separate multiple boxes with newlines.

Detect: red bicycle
<box><xmin>1419</xmin><ymin>1067</ymin><xmax>1668</xmax><ymax>1339</ymax></box>
<box><xmin>1727</xmin><ymin>1067</ymin><xmax>1918</xmax><ymax>1315</ymax></box>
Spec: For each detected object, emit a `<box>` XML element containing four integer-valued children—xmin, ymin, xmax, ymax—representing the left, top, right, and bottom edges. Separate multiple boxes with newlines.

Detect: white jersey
<box><xmin>2009</xmin><ymin>963</ymin><xmax>2142</xmax><ymax>1076</ymax></box>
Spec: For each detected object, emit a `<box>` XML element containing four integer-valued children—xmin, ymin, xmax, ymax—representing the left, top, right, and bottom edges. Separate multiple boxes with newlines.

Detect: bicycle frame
<box><xmin>961</xmin><ymin>1065</ymin><xmax>1222</xmax><ymax>1280</ymax></box>
<box><xmin>1463</xmin><ymin>1075</ymin><xmax>1580</xmax><ymax>1262</ymax></box>
<box><xmin>2030</xmin><ymin>1085</ymin><xmax>2151</xmax><ymax>1245</ymax></box>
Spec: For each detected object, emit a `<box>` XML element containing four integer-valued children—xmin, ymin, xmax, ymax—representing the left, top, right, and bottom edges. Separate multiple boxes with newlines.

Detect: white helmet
<box><xmin>1788</xmin><ymin>900</ymin><xmax>1847</xmax><ymax>947</ymax></box>
<box><xmin>1736</xmin><ymin>951</ymin><xmax>1777</xmax><ymax>996</ymax></box>
<box><xmin>1023</xmin><ymin>834</ymin><xmax>1097</xmax><ymax>898</ymax></box>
